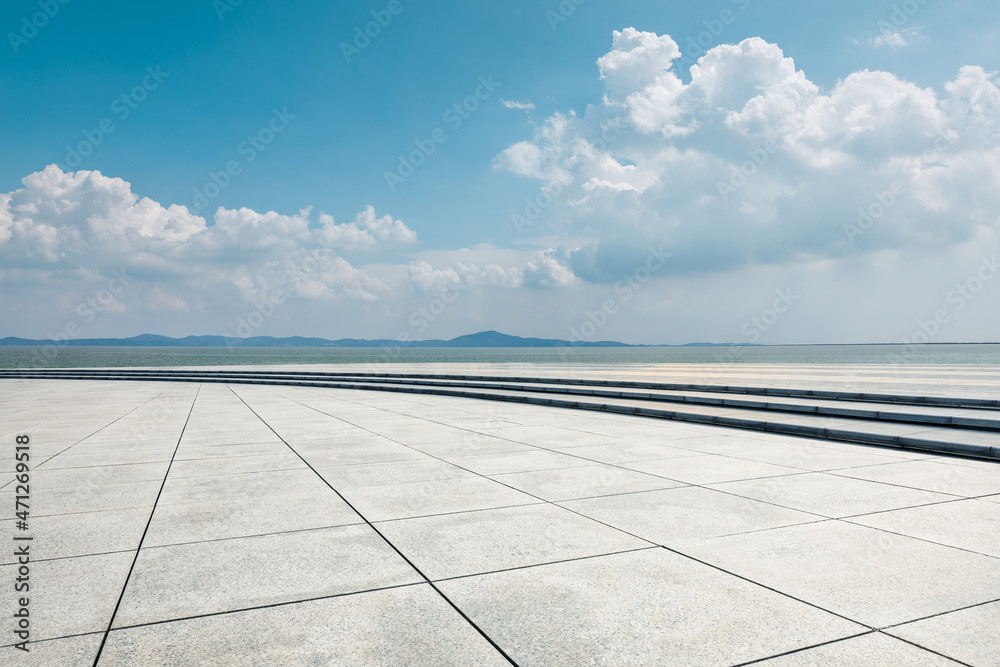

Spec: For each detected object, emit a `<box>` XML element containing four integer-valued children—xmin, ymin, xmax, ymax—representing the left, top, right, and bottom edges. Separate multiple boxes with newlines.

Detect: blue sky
<box><xmin>2</xmin><ymin>0</ymin><xmax>999</xmax><ymax>344</ymax></box>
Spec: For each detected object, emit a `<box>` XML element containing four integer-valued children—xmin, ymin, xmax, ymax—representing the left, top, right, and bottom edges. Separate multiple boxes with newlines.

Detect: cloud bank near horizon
<box><xmin>2</xmin><ymin>29</ymin><xmax>999</xmax><ymax>344</ymax></box>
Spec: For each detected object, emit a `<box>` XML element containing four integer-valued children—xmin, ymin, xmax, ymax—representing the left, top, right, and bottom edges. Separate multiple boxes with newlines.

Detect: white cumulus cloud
<box><xmin>0</xmin><ymin>165</ymin><xmax>589</xmax><ymax>338</ymax></box>
<box><xmin>495</xmin><ymin>29</ymin><xmax>1000</xmax><ymax>283</ymax></box>
<box><xmin>500</xmin><ymin>98</ymin><xmax>536</xmax><ymax>111</ymax></box>
<box><xmin>0</xmin><ymin>165</ymin><xmax>420</xmax><ymax>306</ymax></box>
<box><xmin>868</xmin><ymin>27</ymin><xmax>922</xmax><ymax>49</ymax></box>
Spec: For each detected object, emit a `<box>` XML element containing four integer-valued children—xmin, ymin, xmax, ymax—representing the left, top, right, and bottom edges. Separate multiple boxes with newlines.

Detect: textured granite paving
<box><xmin>2</xmin><ymin>375</ymin><xmax>999</xmax><ymax>665</ymax></box>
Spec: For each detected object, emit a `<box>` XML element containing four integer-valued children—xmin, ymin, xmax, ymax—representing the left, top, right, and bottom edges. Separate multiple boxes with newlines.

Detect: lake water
<box><xmin>2</xmin><ymin>344</ymin><xmax>1000</xmax><ymax>368</ymax></box>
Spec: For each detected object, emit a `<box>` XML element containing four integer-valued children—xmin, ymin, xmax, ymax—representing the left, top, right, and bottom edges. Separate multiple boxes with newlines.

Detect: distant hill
<box><xmin>439</xmin><ymin>331</ymin><xmax>629</xmax><ymax>348</ymax></box>
<box><xmin>0</xmin><ymin>330</ymin><xmax>637</xmax><ymax>348</ymax></box>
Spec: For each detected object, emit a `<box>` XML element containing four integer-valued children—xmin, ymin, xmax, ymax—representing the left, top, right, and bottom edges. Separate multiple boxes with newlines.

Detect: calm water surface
<box><xmin>2</xmin><ymin>344</ymin><xmax>999</xmax><ymax>368</ymax></box>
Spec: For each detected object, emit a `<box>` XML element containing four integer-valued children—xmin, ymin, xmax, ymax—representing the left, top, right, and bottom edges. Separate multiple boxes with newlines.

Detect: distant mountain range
<box><xmin>0</xmin><ymin>330</ymin><xmax>672</xmax><ymax>348</ymax></box>
<box><xmin>3</xmin><ymin>332</ymin><xmax>992</xmax><ymax>348</ymax></box>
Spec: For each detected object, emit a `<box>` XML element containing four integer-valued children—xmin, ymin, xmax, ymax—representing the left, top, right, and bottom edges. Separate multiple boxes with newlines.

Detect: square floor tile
<box><xmin>369</xmin><ymin>425</ymin><xmax>480</xmax><ymax>446</ymax></box>
<box><xmin>848</xmin><ymin>498</ymin><xmax>1000</xmax><ymax>558</ymax></box>
<box><xmin>887</xmin><ymin>601</ymin><xmax>1000</xmax><ymax>667</ymax></box>
<box><xmin>375</xmin><ymin>503</ymin><xmax>647</xmax><ymax>580</ymax></box>
<box><xmin>3</xmin><ymin>633</ymin><xmax>102</xmax><ymax>665</ymax></box>
<box><xmin>408</xmin><ymin>436</ymin><xmax>536</xmax><ymax>459</ymax></box>
<box><xmin>754</xmin><ymin>632</ymin><xmax>963</xmax><ymax>666</ymax></box>
<box><xmin>28</xmin><ymin>462</ymin><xmax>168</xmax><ymax>490</ymax></box>
<box><xmin>168</xmin><ymin>452</ymin><xmax>305</xmax><ymax>478</ymax></box>
<box><xmin>316</xmin><ymin>458</ymin><xmax>469</xmax><ymax>488</ymax></box>
<box><xmin>0</xmin><ymin>552</ymin><xmax>133</xmax><ymax>642</ymax></box>
<box><xmin>699</xmin><ymin>440</ymin><xmax>910</xmax><ymax>471</ymax></box>
<box><xmin>293</xmin><ymin>441</ymin><xmax>426</xmax><ymax>467</ymax></box>
<box><xmin>174</xmin><ymin>442</ymin><xmax>287</xmax><ymax>460</ymax></box>
<box><xmin>625</xmin><ymin>454</ymin><xmax>805</xmax><ymax>485</ymax></box>
<box><xmin>65</xmin><ymin>438</ymin><xmax>180</xmax><ymax>452</ymax></box>
<box><xmin>113</xmin><ymin>524</ymin><xmax>421</xmax><ymax>627</ymax></box>
<box><xmin>1</xmin><ymin>507</ymin><xmax>149</xmax><ymax>564</ymax></box>
<box><xmin>834</xmin><ymin>459</ymin><xmax>1000</xmax><ymax>497</ymax></box>
<box><xmin>551</xmin><ymin>442</ymin><xmax>703</xmax><ymax>465</ymax></box>
<box><xmin>490</xmin><ymin>464</ymin><xmax>681</xmax><ymax>501</ymax></box>
<box><xmin>446</xmin><ymin>450</ymin><xmax>589</xmax><ymax>476</ymax></box>
<box><xmin>711</xmin><ymin>472</ymin><xmax>955</xmax><ymax>518</ymax></box>
<box><xmin>144</xmin><ymin>487</ymin><xmax>362</xmax><ymax>546</ymax></box>
<box><xmin>438</xmin><ymin>548</ymin><xmax>865</xmax><ymax>666</ymax></box>
<box><xmin>469</xmin><ymin>424</ymin><xmax>621</xmax><ymax>448</ymax></box>
<box><xmin>681</xmin><ymin>521</ymin><xmax>1000</xmax><ymax>627</ymax></box>
<box><xmin>561</xmin><ymin>486</ymin><xmax>818</xmax><ymax>545</ymax></box>
<box><xmin>336</xmin><ymin>475</ymin><xmax>538</xmax><ymax>522</ymax></box>
<box><xmin>100</xmin><ymin>585</ymin><xmax>508</xmax><ymax>666</ymax></box>
<box><xmin>0</xmin><ymin>480</ymin><xmax>161</xmax><ymax>517</ymax></box>
<box><xmin>41</xmin><ymin>449</ymin><xmax>175</xmax><ymax>468</ymax></box>
<box><xmin>156</xmin><ymin>468</ymin><xmax>330</xmax><ymax>506</ymax></box>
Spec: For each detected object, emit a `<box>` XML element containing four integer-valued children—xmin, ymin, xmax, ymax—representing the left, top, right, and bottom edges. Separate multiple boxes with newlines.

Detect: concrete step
<box><xmin>3</xmin><ymin>369</ymin><xmax>998</xmax><ymax>461</ymax></box>
<box><xmin>4</xmin><ymin>369</ymin><xmax>999</xmax><ymax>430</ymax></box>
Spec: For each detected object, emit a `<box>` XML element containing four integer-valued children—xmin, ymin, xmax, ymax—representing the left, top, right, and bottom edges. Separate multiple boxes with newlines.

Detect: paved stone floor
<box><xmin>2</xmin><ymin>378</ymin><xmax>999</xmax><ymax>665</ymax></box>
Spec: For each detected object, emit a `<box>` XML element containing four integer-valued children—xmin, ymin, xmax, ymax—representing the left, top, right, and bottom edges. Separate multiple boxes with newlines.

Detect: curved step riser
<box><xmin>4</xmin><ymin>371</ymin><xmax>998</xmax><ymax>461</ymax></box>
<box><xmin>3</xmin><ymin>369</ymin><xmax>999</xmax><ymax>410</ymax></box>
<box><xmin>2</xmin><ymin>370</ymin><xmax>999</xmax><ymax>432</ymax></box>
